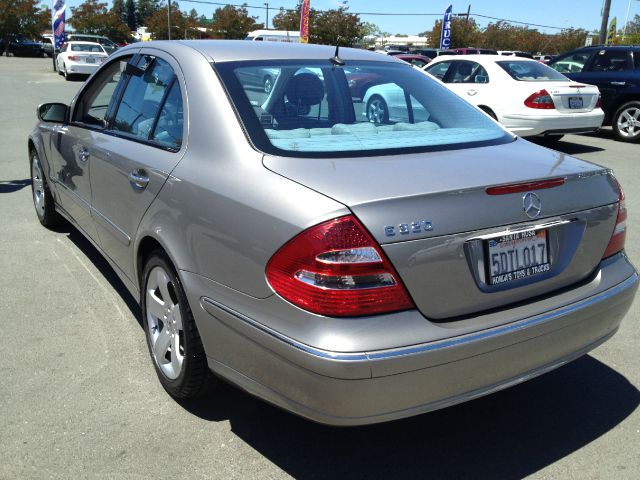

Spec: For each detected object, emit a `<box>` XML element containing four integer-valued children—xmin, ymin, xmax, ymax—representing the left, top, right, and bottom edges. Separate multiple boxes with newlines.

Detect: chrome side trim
<box><xmin>201</xmin><ymin>272</ymin><xmax>638</xmax><ymax>363</ymax></box>
<box><xmin>91</xmin><ymin>206</ymin><xmax>131</xmax><ymax>246</ymax></box>
<box><xmin>51</xmin><ymin>177</ymin><xmax>131</xmax><ymax>246</ymax></box>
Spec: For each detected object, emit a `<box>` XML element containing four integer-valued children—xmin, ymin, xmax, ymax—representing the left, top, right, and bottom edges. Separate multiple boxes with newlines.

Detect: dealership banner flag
<box><xmin>53</xmin><ymin>0</ymin><xmax>66</xmax><ymax>50</ymax></box>
<box><xmin>300</xmin><ymin>0</ymin><xmax>310</xmax><ymax>44</ymax></box>
<box><xmin>440</xmin><ymin>4</ymin><xmax>453</xmax><ymax>49</ymax></box>
<box><xmin>606</xmin><ymin>17</ymin><xmax>617</xmax><ymax>45</ymax></box>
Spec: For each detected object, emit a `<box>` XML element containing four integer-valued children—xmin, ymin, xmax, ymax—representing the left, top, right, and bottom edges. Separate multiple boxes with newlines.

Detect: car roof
<box><xmin>120</xmin><ymin>40</ymin><xmax>402</xmax><ymax>64</ymax></box>
<box><xmin>431</xmin><ymin>54</ymin><xmax>537</xmax><ymax>62</ymax></box>
<box><xmin>66</xmin><ymin>41</ymin><xmax>103</xmax><ymax>46</ymax></box>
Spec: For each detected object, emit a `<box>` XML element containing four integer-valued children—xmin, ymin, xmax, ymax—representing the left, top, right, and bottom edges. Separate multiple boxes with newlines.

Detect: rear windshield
<box><xmin>215</xmin><ymin>60</ymin><xmax>511</xmax><ymax>157</ymax></box>
<box><xmin>497</xmin><ymin>60</ymin><xmax>569</xmax><ymax>81</ymax></box>
<box><xmin>70</xmin><ymin>43</ymin><xmax>105</xmax><ymax>53</ymax></box>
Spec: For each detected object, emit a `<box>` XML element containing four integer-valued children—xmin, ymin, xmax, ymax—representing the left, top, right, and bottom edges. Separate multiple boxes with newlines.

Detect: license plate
<box><xmin>568</xmin><ymin>97</ymin><xmax>583</xmax><ymax>109</ymax></box>
<box><xmin>85</xmin><ymin>57</ymin><xmax>95</xmax><ymax>64</ymax></box>
<box><xmin>485</xmin><ymin>229</ymin><xmax>550</xmax><ymax>285</ymax></box>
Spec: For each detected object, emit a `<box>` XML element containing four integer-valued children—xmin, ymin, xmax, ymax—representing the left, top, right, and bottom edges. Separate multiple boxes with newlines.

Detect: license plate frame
<box><xmin>568</xmin><ymin>96</ymin><xmax>583</xmax><ymax>109</ymax></box>
<box><xmin>484</xmin><ymin>228</ymin><xmax>551</xmax><ymax>286</ymax></box>
<box><xmin>85</xmin><ymin>56</ymin><xmax>96</xmax><ymax>64</ymax></box>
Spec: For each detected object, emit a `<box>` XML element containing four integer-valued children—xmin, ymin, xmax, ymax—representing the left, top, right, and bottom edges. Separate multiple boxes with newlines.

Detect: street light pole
<box><xmin>622</xmin><ymin>0</ymin><xmax>640</xmax><ymax>42</ymax></box>
<box><xmin>168</xmin><ymin>0</ymin><xmax>172</xmax><ymax>40</ymax></box>
<box><xmin>264</xmin><ymin>3</ymin><xmax>269</xmax><ymax>30</ymax></box>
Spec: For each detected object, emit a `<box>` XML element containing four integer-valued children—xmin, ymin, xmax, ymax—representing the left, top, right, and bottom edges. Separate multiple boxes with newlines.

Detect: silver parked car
<box><xmin>29</xmin><ymin>41</ymin><xmax>638</xmax><ymax>426</ymax></box>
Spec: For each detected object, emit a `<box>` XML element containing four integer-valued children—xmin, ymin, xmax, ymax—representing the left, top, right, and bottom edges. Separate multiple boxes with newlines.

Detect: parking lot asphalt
<box><xmin>0</xmin><ymin>56</ymin><xmax>638</xmax><ymax>480</ymax></box>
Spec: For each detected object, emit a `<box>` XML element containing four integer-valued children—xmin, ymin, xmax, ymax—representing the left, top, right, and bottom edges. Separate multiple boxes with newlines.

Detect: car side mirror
<box><xmin>37</xmin><ymin>103</ymin><xmax>68</xmax><ymax>123</ymax></box>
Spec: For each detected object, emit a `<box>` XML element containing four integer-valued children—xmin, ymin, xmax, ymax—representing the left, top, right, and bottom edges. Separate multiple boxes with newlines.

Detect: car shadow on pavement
<box><xmin>0</xmin><ymin>179</ymin><xmax>31</xmax><ymax>193</ymax></box>
<box><xmin>54</xmin><ymin>222</ymin><xmax>142</xmax><ymax>325</ymax></box>
<box><xmin>180</xmin><ymin>353</ymin><xmax>638</xmax><ymax>480</ymax></box>
<box><xmin>530</xmin><ymin>139</ymin><xmax>605</xmax><ymax>155</ymax></box>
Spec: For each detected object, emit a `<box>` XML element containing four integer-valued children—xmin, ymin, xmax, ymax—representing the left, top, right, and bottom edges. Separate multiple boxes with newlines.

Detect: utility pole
<box><xmin>465</xmin><ymin>4</ymin><xmax>471</xmax><ymax>23</ymax></box>
<box><xmin>168</xmin><ymin>0</ymin><xmax>172</xmax><ymax>40</ymax></box>
<box><xmin>264</xmin><ymin>3</ymin><xmax>269</xmax><ymax>29</ymax></box>
<box><xmin>599</xmin><ymin>0</ymin><xmax>612</xmax><ymax>44</ymax></box>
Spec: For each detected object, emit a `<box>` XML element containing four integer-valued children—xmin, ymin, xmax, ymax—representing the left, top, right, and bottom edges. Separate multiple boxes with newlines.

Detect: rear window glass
<box><xmin>70</xmin><ymin>43</ymin><xmax>105</xmax><ymax>53</ymax></box>
<box><xmin>497</xmin><ymin>61</ymin><xmax>569</xmax><ymax>81</ymax></box>
<box><xmin>215</xmin><ymin>60</ymin><xmax>510</xmax><ymax>157</ymax></box>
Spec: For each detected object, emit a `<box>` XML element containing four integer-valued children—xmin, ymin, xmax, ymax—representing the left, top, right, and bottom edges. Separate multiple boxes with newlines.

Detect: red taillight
<box><xmin>266</xmin><ymin>215</ymin><xmax>414</xmax><ymax>317</ymax></box>
<box><xmin>595</xmin><ymin>95</ymin><xmax>602</xmax><ymax>108</ymax></box>
<box><xmin>602</xmin><ymin>180</ymin><xmax>627</xmax><ymax>259</ymax></box>
<box><xmin>67</xmin><ymin>55</ymin><xmax>79</xmax><ymax>61</ymax></box>
<box><xmin>486</xmin><ymin>178</ymin><xmax>565</xmax><ymax>195</ymax></box>
<box><xmin>524</xmin><ymin>89</ymin><xmax>555</xmax><ymax>109</ymax></box>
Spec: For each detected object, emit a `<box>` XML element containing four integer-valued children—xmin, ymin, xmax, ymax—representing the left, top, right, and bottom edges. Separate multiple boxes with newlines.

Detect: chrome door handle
<box><xmin>610</xmin><ymin>81</ymin><xmax>626</xmax><ymax>86</ymax></box>
<box><xmin>128</xmin><ymin>170</ymin><xmax>149</xmax><ymax>191</ymax></box>
<box><xmin>467</xmin><ymin>89</ymin><xmax>477</xmax><ymax>96</ymax></box>
<box><xmin>79</xmin><ymin>148</ymin><xmax>90</xmax><ymax>162</ymax></box>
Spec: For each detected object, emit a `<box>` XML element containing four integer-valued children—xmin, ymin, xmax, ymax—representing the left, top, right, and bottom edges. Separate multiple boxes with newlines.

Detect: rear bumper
<box><xmin>186</xmin><ymin>253</ymin><xmax>637</xmax><ymax>426</ymax></box>
<box><xmin>65</xmin><ymin>63</ymin><xmax>101</xmax><ymax>75</ymax></box>
<box><xmin>501</xmin><ymin>110</ymin><xmax>604</xmax><ymax>137</ymax></box>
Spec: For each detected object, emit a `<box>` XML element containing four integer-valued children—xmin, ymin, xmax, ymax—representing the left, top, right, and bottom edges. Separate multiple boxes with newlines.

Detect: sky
<box><xmin>57</xmin><ymin>0</ymin><xmax>640</xmax><ymax>36</ymax></box>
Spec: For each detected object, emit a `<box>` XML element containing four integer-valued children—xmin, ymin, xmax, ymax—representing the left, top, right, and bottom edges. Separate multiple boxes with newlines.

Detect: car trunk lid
<box><xmin>264</xmin><ymin>138</ymin><xmax>619</xmax><ymax>319</ymax></box>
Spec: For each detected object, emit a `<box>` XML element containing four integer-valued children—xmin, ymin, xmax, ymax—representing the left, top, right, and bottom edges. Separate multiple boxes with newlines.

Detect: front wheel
<box><xmin>141</xmin><ymin>251</ymin><xmax>211</xmax><ymax>399</ymax></box>
<box><xmin>31</xmin><ymin>150</ymin><xmax>60</xmax><ymax>227</ymax></box>
<box><xmin>366</xmin><ymin>95</ymin><xmax>389</xmax><ymax>124</ymax></box>
<box><xmin>612</xmin><ymin>101</ymin><xmax>640</xmax><ymax>143</ymax></box>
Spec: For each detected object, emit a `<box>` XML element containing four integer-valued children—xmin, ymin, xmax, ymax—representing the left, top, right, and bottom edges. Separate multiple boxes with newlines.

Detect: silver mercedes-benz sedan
<box><xmin>29</xmin><ymin>41</ymin><xmax>637</xmax><ymax>426</ymax></box>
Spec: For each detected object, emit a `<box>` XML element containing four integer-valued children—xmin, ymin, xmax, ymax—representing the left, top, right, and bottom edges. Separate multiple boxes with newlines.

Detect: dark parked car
<box><xmin>395</xmin><ymin>54</ymin><xmax>432</xmax><ymax>68</ymax></box>
<box><xmin>5</xmin><ymin>36</ymin><xmax>44</xmax><ymax>57</ymax></box>
<box><xmin>411</xmin><ymin>48</ymin><xmax>439</xmax><ymax>58</ymax></box>
<box><xmin>548</xmin><ymin>45</ymin><xmax>640</xmax><ymax>142</ymax></box>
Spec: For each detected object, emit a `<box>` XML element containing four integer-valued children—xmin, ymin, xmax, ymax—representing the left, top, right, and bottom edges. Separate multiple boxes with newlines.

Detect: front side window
<box><xmin>448</xmin><ymin>61</ymin><xmax>488</xmax><ymax>83</ymax></box>
<box><xmin>425</xmin><ymin>61</ymin><xmax>452</xmax><ymax>80</ymax></box>
<box><xmin>590</xmin><ymin>50</ymin><xmax>631</xmax><ymax>72</ymax></box>
<box><xmin>73</xmin><ymin>57</ymin><xmax>129</xmax><ymax>126</ymax></box>
<box><xmin>497</xmin><ymin>60</ymin><xmax>569</xmax><ymax>81</ymax></box>
<box><xmin>216</xmin><ymin>60</ymin><xmax>510</xmax><ymax>156</ymax></box>
<box><xmin>112</xmin><ymin>56</ymin><xmax>176</xmax><ymax>140</ymax></box>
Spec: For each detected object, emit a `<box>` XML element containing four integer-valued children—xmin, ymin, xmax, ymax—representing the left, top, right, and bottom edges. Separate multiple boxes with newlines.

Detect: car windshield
<box><xmin>497</xmin><ymin>60</ymin><xmax>569</xmax><ymax>81</ymax></box>
<box><xmin>215</xmin><ymin>60</ymin><xmax>511</xmax><ymax>157</ymax></box>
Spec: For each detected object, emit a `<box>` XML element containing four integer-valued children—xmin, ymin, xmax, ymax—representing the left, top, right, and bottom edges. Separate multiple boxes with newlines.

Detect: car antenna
<box><xmin>330</xmin><ymin>42</ymin><xmax>345</xmax><ymax>67</ymax></box>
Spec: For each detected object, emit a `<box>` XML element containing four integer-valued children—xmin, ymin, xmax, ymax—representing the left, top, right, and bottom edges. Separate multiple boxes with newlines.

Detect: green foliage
<box><xmin>137</xmin><ymin>0</ymin><xmax>159</xmax><ymax>27</ymax></box>
<box><xmin>125</xmin><ymin>0</ymin><xmax>137</xmax><ymax>30</ymax></box>
<box><xmin>0</xmin><ymin>0</ymin><xmax>50</xmax><ymax>44</ymax></box>
<box><xmin>209</xmin><ymin>5</ymin><xmax>261</xmax><ymax>40</ymax></box>
<box><xmin>68</xmin><ymin>0</ymin><xmax>131</xmax><ymax>43</ymax></box>
<box><xmin>272</xmin><ymin>1</ymin><xmax>363</xmax><ymax>47</ymax></box>
<box><xmin>427</xmin><ymin>17</ymin><xmax>480</xmax><ymax>49</ymax></box>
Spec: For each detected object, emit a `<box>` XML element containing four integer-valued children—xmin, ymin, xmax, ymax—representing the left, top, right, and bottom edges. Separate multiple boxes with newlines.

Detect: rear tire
<box><xmin>366</xmin><ymin>95</ymin><xmax>389</xmax><ymax>124</ymax></box>
<box><xmin>141</xmin><ymin>251</ymin><xmax>212</xmax><ymax>399</ymax></box>
<box><xmin>612</xmin><ymin>101</ymin><xmax>640</xmax><ymax>143</ymax></box>
<box><xmin>30</xmin><ymin>150</ymin><xmax>60</xmax><ymax>228</ymax></box>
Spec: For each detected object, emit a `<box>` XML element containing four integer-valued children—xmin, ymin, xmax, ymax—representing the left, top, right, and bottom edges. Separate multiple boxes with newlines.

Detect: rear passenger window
<box><xmin>591</xmin><ymin>50</ymin><xmax>630</xmax><ymax>72</ymax></box>
<box><xmin>112</xmin><ymin>56</ymin><xmax>175</xmax><ymax>141</ymax></box>
<box><xmin>633</xmin><ymin>51</ymin><xmax>640</xmax><ymax>69</ymax></box>
<box><xmin>151</xmin><ymin>82</ymin><xmax>183</xmax><ymax>149</ymax></box>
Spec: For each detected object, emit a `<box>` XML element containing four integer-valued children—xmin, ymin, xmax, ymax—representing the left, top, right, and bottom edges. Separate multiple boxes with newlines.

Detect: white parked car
<box><xmin>422</xmin><ymin>55</ymin><xmax>604</xmax><ymax>141</ymax></box>
<box><xmin>56</xmin><ymin>41</ymin><xmax>109</xmax><ymax>80</ymax></box>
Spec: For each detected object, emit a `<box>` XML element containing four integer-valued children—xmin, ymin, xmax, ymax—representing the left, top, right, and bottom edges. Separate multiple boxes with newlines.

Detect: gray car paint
<box><xmin>29</xmin><ymin>40</ymin><xmax>638</xmax><ymax>425</ymax></box>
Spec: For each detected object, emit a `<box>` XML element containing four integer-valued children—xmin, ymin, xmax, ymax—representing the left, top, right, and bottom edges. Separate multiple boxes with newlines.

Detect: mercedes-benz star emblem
<box><xmin>522</xmin><ymin>192</ymin><xmax>542</xmax><ymax>219</ymax></box>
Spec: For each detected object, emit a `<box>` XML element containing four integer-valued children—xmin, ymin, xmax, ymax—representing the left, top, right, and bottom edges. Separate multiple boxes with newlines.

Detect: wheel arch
<box><xmin>607</xmin><ymin>94</ymin><xmax>640</xmax><ymax>123</ymax></box>
<box><xmin>477</xmin><ymin>105</ymin><xmax>497</xmax><ymax>120</ymax></box>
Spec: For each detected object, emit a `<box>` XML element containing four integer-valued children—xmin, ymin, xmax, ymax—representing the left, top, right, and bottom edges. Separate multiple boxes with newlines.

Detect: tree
<box><xmin>272</xmin><ymin>1</ymin><xmax>363</xmax><ymax>47</ymax></box>
<box><xmin>427</xmin><ymin>17</ymin><xmax>480</xmax><ymax>49</ymax></box>
<box><xmin>125</xmin><ymin>0</ymin><xmax>137</xmax><ymax>30</ymax></box>
<box><xmin>137</xmin><ymin>0</ymin><xmax>159</xmax><ymax>27</ymax></box>
<box><xmin>0</xmin><ymin>0</ymin><xmax>50</xmax><ymax>46</ymax></box>
<box><xmin>112</xmin><ymin>0</ymin><xmax>126</xmax><ymax>24</ymax></box>
<box><xmin>68</xmin><ymin>0</ymin><xmax>131</xmax><ymax>43</ymax></box>
<box><xmin>210</xmin><ymin>5</ymin><xmax>261</xmax><ymax>40</ymax></box>
<box><xmin>146</xmin><ymin>2</ymin><xmax>187</xmax><ymax>39</ymax></box>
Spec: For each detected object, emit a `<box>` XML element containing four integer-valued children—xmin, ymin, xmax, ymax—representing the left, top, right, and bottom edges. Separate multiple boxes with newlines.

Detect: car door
<box><xmin>573</xmin><ymin>49</ymin><xmax>633</xmax><ymax>116</ymax></box>
<box><xmin>47</xmin><ymin>54</ymin><xmax>132</xmax><ymax>240</ymax></box>
<box><xmin>89</xmin><ymin>52</ymin><xmax>186</xmax><ymax>282</ymax></box>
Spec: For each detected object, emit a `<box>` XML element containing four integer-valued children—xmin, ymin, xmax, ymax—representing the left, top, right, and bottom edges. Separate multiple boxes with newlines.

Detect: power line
<box><xmin>177</xmin><ymin>0</ymin><xmax>589</xmax><ymax>32</ymax></box>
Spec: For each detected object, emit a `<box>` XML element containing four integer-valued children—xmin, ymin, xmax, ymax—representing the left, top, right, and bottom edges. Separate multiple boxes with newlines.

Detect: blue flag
<box><xmin>440</xmin><ymin>4</ymin><xmax>453</xmax><ymax>50</ymax></box>
<box><xmin>53</xmin><ymin>0</ymin><xmax>66</xmax><ymax>50</ymax></box>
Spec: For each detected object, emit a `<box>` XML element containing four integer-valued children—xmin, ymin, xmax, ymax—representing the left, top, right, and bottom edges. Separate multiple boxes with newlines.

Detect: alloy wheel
<box><xmin>145</xmin><ymin>266</ymin><xmax>185</xmax><ymax>380</ymax></box>
<box><xmin>616</xmin><ymin>105</ymin><xmax>640</xmax><ymax>139</ymax></box>
<box><xmin>31</xmin><ymin>156</ymin><xmax>45</xmax><ymax>218</ymax></box>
